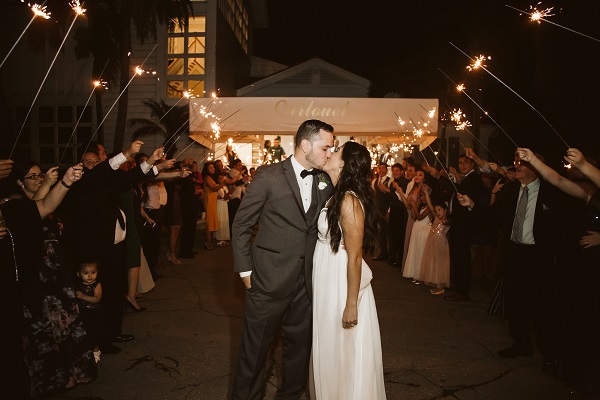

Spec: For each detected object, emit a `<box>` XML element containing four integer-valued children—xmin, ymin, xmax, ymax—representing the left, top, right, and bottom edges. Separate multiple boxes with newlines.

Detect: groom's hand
<box><xmin>241</xmin><ymin>275</ymin><xmax>251</xmax><ymax>289</ymax></box>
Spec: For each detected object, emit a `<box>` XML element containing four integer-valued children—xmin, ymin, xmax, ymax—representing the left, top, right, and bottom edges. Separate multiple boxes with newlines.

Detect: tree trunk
<box><xmin>92</xmin><ymin>58</ymin><xmax>106</xmax><ymax>146</ymax></box>
<box><xmin>113</xmin><ymin>4</ymin><xmax>132</xmax><ymax>153</ymax></box>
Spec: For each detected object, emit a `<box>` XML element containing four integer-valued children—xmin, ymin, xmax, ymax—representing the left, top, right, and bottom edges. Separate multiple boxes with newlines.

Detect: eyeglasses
<box><xmin>23</xmin><ymin>173</ymin><xmax>45</xmax><ymax>180</ymax></box>
<box><xmin>513</xmin><ymin>160</ymin><xmax>531</xmax><ymax>167</ymax></box>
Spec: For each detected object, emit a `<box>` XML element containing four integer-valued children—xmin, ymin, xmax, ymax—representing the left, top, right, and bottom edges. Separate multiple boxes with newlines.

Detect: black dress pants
<box><xmin>448</xmin><ymin>225</ymin><xmax>473</xmax><ymax>299</ymax></box>
<box><xmin>388</xmin><ymin>208</ymin><xmax>407</xmax><ymax>262</ymax></box>
<box><xmin>232</xmin><ymin>273</ymin><xmax>311</xmax><ymax>400</ymax></box>
<box><xmin>142</xmin><ymin>207</ymin><xmax>163</xmax><ymax>275</ymax></box>
<box><xmin>503</xmin><ymin>242</ymin><xmax>559</xmax><ymax>360</ymax></box>
<box><xmin>99</xmin><ymin>242</ymin><xmax>127</xmax><ymax>345</ymax></box>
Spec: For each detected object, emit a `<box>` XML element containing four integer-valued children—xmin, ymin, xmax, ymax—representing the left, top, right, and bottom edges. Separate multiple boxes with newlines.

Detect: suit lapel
<box><xmin>282</xmin><ymin>158</ymin><xmax>306</xmax><ymax>220</ymax></box>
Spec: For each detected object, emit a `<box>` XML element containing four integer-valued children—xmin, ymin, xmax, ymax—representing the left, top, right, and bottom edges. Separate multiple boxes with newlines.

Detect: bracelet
<box><xmin>61</xmin><ymin>180</ymin><xmax>72</xmax><ymax>188</ymax></box>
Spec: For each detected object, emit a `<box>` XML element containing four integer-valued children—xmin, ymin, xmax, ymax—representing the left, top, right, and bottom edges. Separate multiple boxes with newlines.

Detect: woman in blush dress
<box><xmin>311</xmin><ymin>141</ymin><xmax>386</xmax><ymax>400</ymax></box>
<box><xmin>400</xmin><ymin>167</ymin><xmax>425</xmax><ymax>269</ymax></box>
<box><xmin>402</xmin><ymin>182</ymin><xmax>432</xmax><ymax>282</ymax></box>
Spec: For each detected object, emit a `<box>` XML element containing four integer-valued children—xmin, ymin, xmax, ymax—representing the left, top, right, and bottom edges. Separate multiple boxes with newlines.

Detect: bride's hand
<box><xmin>342</xmin><ymin>305</ymin><xmax>358</xmax><ymax>329</ymax></box>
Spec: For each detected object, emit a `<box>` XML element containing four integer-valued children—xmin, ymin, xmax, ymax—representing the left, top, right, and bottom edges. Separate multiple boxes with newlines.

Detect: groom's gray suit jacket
<box><xmin>232</xmin><ymin>157</ymin><xmax>332</xmax><ymax>300</ymax></box>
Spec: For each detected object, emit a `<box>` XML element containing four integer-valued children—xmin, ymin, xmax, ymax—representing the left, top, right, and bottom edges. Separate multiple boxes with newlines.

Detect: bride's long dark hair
<box><xmin>326</xmin><ymin>141</ymin><xmax>382</xmax><ymax>254</ymax></box>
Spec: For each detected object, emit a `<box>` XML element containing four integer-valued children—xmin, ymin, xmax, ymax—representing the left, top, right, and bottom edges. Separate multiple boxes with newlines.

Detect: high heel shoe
<box><xmin>125</xmin><ymin>298</ymin><xmax>146</xmax><ymax>313</ymax></box>
<box><xmin>204</xmin><ymin>242</ymin><xmax>213</xmax><ymax>250</ymax></box>
<box><xmin>166</xmin><ymin>251</ymin><xmax>183</xmax><ymax>265</ymax></box>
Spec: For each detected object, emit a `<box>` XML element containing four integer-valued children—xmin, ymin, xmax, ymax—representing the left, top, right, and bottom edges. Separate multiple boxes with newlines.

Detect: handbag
<box><xmin>114</xmin><ymin>208</ymin><xmax>127</xmax><ymax>244</ymax></box>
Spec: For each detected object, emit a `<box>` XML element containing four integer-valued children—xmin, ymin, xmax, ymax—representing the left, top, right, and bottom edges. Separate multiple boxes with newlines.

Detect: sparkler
<box><xmin>451</xmin><ymin>42</ymin><xmax>570</xmax><ymax>149</ymax></box>
<box><xmin>82</xmin><ymin>44</ymin><xmax>158</xmax><ymax>156</ymax></box>
<box><xmin>506</xmin><ymin>4</ymin><xmax>600</xmax><ymax>44</ymax></box>
<box><xmin>427</xmin><ymin>147</ymin><xmax>459</xmax><ymax>193</ymax></box>
<box><xmin>425</xmin><ymin>103</ymin><xmax>505</xmax><ymax>166</ymax></box>
<box><xmin>1</xmin><ymin>2</ymin><xmax>51</xmax><ymax>70</ymax></box>
<box><xmin>164</xmin><ymin>93</ymin><xmax>222</xmax><ymax>154</ymax></box>
<box><xmin>439</xmin><ymin>68</ymin><xmax>519</xmax><ymax>148</ymax></box>
<box><xmin>450</xmin><ymin>108</ymin><xmax>472</xmax><ymax>131</ymax></box>
<box><xmin>58</xmin><ymin>78</ymin><xmax>108</xmax><ymax>165</ymax></box>
<box><xmin>9</xmin><ymin>3</ymin><xmax>86</xmax><ymax>159</ymax></box>
<box><xmin>466</xmin><ymin>55</ymin><xmax>491</xmax><ymax>71</ymax></box>
<box><xmin>427</xmin><ymin>107</ymin><xmax>436</xmax><ymax>119</ymax></box>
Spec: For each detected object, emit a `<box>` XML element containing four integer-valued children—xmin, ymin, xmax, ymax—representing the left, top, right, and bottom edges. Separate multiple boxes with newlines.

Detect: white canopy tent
<box><xmin>189</xmin><ymin>97</ymin><xmax>439</xmax><ymax>150</ymax></box>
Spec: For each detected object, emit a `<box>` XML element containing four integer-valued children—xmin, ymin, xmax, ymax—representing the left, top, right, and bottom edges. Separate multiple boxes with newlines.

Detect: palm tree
<box><xmin>21</xmin><ymin>0</ymin><xmax>193</xmax><ymax>151</ymax></box>
<box><xmin>128</xmin><ymin>99</ymin><xmax>190</xmax><ymax>158</ymax></box>
<box><xmin>112</xmin><ymin>0</ymin><xmax>193</xmax><ymax>152</ymax></box>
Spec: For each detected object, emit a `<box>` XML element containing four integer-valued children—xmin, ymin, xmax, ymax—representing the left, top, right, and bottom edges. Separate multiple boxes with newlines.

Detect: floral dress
<box><xmin>22</xmin><ymin>216</ymin><xmax>97</xmax><ymax>397</ymax></box>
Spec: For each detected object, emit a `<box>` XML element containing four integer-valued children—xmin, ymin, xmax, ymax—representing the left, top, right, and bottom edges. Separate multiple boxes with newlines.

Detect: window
<box><xmin>167</xmin><ymin>16</ymin><xmax>206</xmax><ymax>98</ymax></box>
<box><xmin>4</xmin><ymin>105</ymin><xmax>93</xmax><ymax>166</ymax></box>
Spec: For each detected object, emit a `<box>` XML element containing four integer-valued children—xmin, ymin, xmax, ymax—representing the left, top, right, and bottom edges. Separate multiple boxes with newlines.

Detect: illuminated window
<box><xmin>166</xmin><ymin>16</ymin><xmax>206</xmax><ymax>98</ymax></box>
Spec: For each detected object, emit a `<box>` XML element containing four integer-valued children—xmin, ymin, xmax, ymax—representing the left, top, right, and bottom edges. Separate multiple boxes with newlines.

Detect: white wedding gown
<box><xmin>312</xmin><ymin>202</ymin><xmax>387</xmax><ymax>400</ymax></box>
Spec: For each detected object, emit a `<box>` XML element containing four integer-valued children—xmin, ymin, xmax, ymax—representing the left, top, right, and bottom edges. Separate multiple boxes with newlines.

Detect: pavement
<box><xmin>50</xmin><ymin>237</ymin><xmax>583</xmax><ymax>400</ymax></box>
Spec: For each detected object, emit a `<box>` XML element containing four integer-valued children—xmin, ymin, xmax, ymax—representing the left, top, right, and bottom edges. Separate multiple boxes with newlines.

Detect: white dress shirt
<box><xmin>290</xmin><ymin>155</ymin><xmax>314</xmax><ymax>212</ymax></box>
<box><xmin>514</xmin><ymin>178</ymin><xmax>540</xmax><ymax>245</ymax></box>
<box><xmin>109</xmin><ymin>152</ymin><xmax>158</xmax><ymax>175</ymax></box>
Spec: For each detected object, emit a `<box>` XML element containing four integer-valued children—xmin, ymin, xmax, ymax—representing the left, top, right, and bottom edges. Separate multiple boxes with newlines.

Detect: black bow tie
<box><xmin>300</xmin><ymin>169</ymin><xmax>318</xmax><ymax>179</ymax></box>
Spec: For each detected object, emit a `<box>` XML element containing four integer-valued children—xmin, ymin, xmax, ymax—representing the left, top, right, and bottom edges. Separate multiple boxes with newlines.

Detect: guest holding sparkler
<box><xmin>445</xmin><ymin>154</ymin><xmax>483</xmax><ymax>302</ymax></box>
<box><xmin>0</xmin><ymin>161</ymin><xmax>88</xmax><ymax>398</ymax></box>
<box><xmin>59</xmin><ymin>140</ymin><xmax>163</xmax><ymax>355</ymax></box>
<box><xmin>202</xmin><ymin>161</ymin><xmax>224</xmax><ymax>250</ymax></box>
<box><xmin>517</xmin><ymin>147</ymin><xmax>600</xmax><ymax>395</ymax></box>
<box><xmin>458</xmin><ymin>150</ymin><xmax>562</xmax><ymax>369</ymax></box>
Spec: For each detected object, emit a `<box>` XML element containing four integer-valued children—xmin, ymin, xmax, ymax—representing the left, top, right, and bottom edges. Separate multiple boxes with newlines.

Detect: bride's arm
<box><xmin>339</xmin><ymin>194</ymin><xmax>363</xmax><ymax>330</ymax></box>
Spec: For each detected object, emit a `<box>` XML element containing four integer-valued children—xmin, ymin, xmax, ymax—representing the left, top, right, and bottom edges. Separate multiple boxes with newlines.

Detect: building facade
<box><xmin>1</xmin><ymin>0</ymin><xmax>267</xmax><ymax>165</ymax></box>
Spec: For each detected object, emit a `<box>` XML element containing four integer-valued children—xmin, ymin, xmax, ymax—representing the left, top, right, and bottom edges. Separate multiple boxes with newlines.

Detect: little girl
<box><xmin>418</xmin><ymin>199</ymin><xmax>451</xmax><ymax>295</ymax></box>
<box><xmin>75</xmin><ymin>261</ymin><xmax>102</xmax><ymax>363</ymax></box>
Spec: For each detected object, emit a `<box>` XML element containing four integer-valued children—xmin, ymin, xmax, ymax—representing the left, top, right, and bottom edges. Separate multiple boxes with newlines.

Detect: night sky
<box><xmin>253</xmin><ymin>0</ymin><xmax>600</xmax><ymax>162</ymax></box>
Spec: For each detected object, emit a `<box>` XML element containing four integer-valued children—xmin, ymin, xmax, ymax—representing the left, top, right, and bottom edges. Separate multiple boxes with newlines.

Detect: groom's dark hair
<box><xmin>295</xmin><ymin>120</ymin><xmax>334</xmax><ymax>149</ymax></box>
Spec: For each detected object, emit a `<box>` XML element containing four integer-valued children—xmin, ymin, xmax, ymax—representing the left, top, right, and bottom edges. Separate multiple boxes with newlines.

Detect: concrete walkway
<box><xmin>51</xmin><ymin>243</ymin><xmax>580</xmax><ymax>400</ymax></box>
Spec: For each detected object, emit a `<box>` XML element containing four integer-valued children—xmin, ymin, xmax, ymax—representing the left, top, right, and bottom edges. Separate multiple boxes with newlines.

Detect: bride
<box><xmin>312</xmin><ymin>141</ymin><xmax>387</xmax><ymax>399</ymax></box>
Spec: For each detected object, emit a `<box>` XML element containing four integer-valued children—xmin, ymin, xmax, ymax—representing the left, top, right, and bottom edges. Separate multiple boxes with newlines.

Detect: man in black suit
<box><xmin>372</xmin><ymin>162</ymin><xmax>392</xmax><ymax>261</ymax></box>
<box><xmin>231</xmin><ymin>120</ymin><xmax>334</xmax><ymax>400</ymax></box>
<box><xmin>445</xmin><ymin>154</ymin><xmax>483</xmax><ymax>301</ymax></box>
<box><xmin>383</xmin><ymin>163</ymin><xmax>409</xmax><ymax>267</ymax></box>
<box><xmin>60</xmin><ymin>141</ymin><xmax>162</xmax><ymax>353</ymax></box>
<box><xmin>459</xmin><ymin>150</ymin><xmax>561</xmax><ymax>363</ymax></box>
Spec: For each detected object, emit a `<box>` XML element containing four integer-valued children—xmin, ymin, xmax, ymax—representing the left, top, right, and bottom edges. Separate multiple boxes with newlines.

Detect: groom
<box><xmin>231</xmin><ymin>120</ymin><xmax>334</xmax><ymax>400</ymax></box>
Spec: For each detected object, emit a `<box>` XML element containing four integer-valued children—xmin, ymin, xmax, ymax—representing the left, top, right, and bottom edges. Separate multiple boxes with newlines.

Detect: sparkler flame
<box><xmin>466</xmin><ymin>55</ymin><xmax>491</xmax><ymax>71</ymax></box>
<box><xmin>427</xmin><ymin>107</ymin><xmax>436</xmax><ymax>119</ymax></box>
<box><xmin>31</xmin><ymin>3</ymin><xmax>51</xmax><ymax>19</ymax></box>
<box><xmin>456</xmin><ymin>121</ymin><xmax>472</xmax><ymax>131</ymax></box>
<box><xmin>183</xmin><ymin>91</ymin><xmax>191</xmax><ymax>99</ymax></box>
<box><xmin>135</xmin><ymin>66</ymin><xmax>143</xmax><ymax>75</ymax></box>
<box><xmin>456</xmin><ymin>83</ymin><xmax>465</xmax><ymax>92</ymax></box>
<box><xmin>397</xmin><ymin>117</ymin><xmax>405</xmax><ymax>125</ymax></box>
<box><xmin>450</xmin><ymin>108</ymin><xmax>472</xmax><ymax>130</ymax></box>
<box><xmin>69</xmin><ymin>0</ymin><xmax>86</xmax><ymax>15</ymax></box>
<box><xmin>529</xmin><ymin>4</ymin><xmax>554</xmax><ymax>23</ymax></box>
